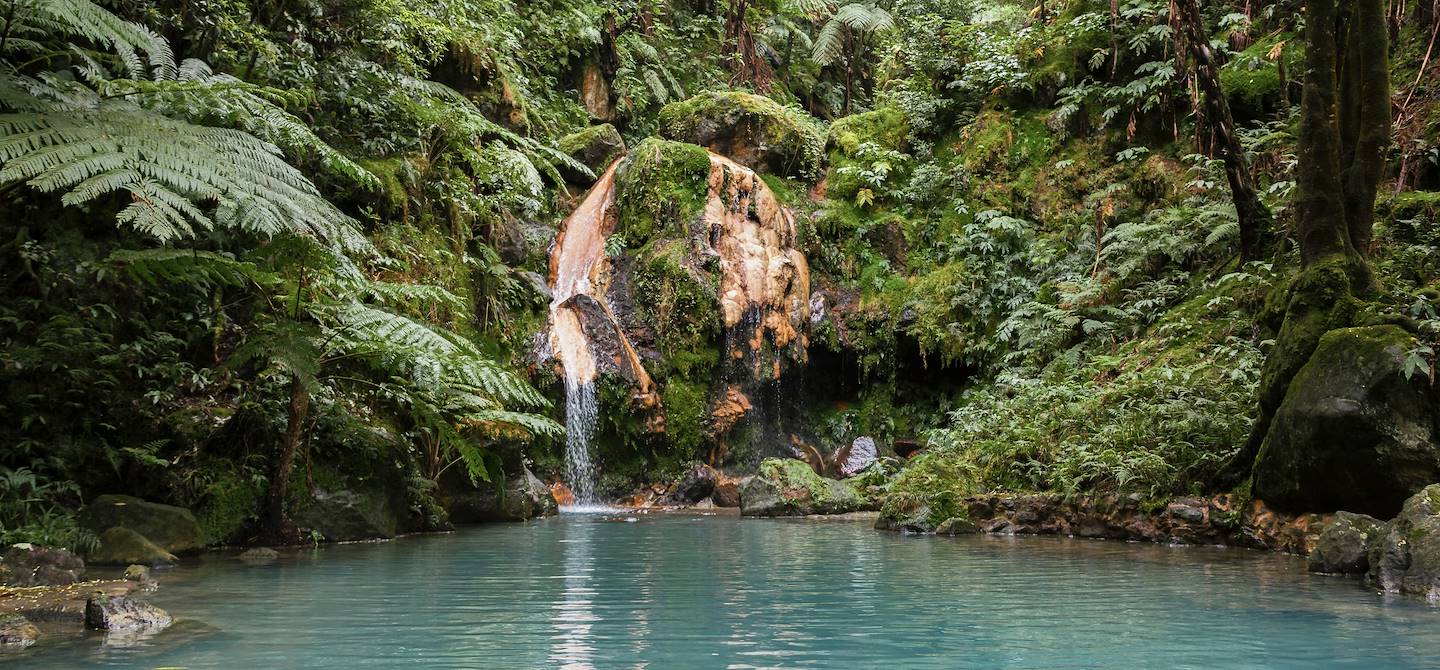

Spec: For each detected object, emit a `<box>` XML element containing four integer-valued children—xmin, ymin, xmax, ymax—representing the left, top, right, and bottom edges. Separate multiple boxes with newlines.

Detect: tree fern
<box><xmin>811</xmin><ymin>2</ymin><xmax>894</xmax><ymax>66</ymax></box>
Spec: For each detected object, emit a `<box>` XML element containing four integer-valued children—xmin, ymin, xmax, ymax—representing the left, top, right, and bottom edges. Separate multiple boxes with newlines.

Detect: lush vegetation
<box><xmin>2</xmin><ymin>0</ymin><xmax>1439</xmax><ymax>548</ymax></box>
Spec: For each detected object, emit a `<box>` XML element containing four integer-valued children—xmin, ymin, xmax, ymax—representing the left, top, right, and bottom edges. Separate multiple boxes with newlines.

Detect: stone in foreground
<box><xmin>1368</xmin><ymin>484</ymin><xmax>1440</xmax><ymax>601</ymax></box>
<box><xmin>0</xmin><ymin>613</ymin><xmax>39</xmax><ymax>649</ymax></box>
<box><xmin>84</xmin><ymin>593</ymin><xmax>172</xmax><ymax>632</ymax></box>
<box><xmin>739</xmin><ymin>458</ymin><xmax>865</xmax><ymax>517</ymax></box>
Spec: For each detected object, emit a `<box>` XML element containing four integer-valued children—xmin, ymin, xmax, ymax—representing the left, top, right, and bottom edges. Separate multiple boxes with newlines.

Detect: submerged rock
<box><xmin>1368</xmin><ymin>484</ymin><xmax>1440</xmax><ymax>601</ymax></box>
<box><xmin>78</xmin><ymin>495</ymin><xmax>201</xmax><ymax>555</ymax></box>
<box><xmin>0</xmin><ymin>544</ymin><xmax>85</xmax><ymax>586</ymax></box>
<box><xmin>0</xmin><ymin>613</ymin><xmax>39</xmax><ymax>649</ymax></box>
<box><xmin>1254</xmin><ymin>325</ymin><xmax>1440</xmax><ymax>518</ymax></box>
<box><xmin>89</xmin><ymin>527</ymin><xmax>177</xmax><ymax>567</ymax></box>
<box><xmin>84</xmin><ymin>593</ymin><xmax>172</xmax><ymax>632</ymax></box>
<box><xmin>658</xmin><ymin>91</ymin><xmax>825</xmax><ymax>181</ymax></box>
<box><xmin>1309</xmin><ymin>511</ymin><xmax>1385</xmax><ymax>574</ymax></box>
<box><xmin>739</xmin><ymin>458</ymin><xmax>864</xmax><ymax>517</ymax></box>
<box><xmin>238</xmin><ymin>547</ymin><xmax>279</xmax><ymax>563</ymax></box>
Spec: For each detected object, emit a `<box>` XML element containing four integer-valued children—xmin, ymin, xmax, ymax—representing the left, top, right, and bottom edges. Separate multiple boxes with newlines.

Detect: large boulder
<box><xmin>445</xmin><ymin>467</ymin><xmax>558</xmax><ymax>523</ymax></box>
<box><xmin>558</xmin><ymin>124</ymin><xmax>626</xmax><ymax>183</ymax></box>
<box><xmin>1254</xmin><ymin>325</ymin><xmax>1440</xmax><ymax>517</ymax></box>
<box><xmin>293</xmin><ymin>487</ymin><xmax>401</xmax><ymax>542</ymax></box>
<box><xmin>657</xmin><ymin>91</ymin><xmax>825</xmax><ymax>181</ymax></box>
<box><xmin>88</xmin><ymin>527</ymin><xmax>177</xmax><ymax>567</ymax></box>
<box><xmin>0</xmin><ymin>544</ymin><xmax>85</xmax><ymax>586</ymax></box>
<box><xmin>0</xmin><ymin>613</ymin><xmax>39</xmax><ymax>649</ymax></box>
<box><xmin>78</xmin><ymin>495</ymin><xmax>201</xmax><ymax>554</ymax></box>
<box><xmin>1308</xmin><ymin>511</ymin><xmax>1385</xmax><ymax>574</ymax></box>
<box><xmin>739</xmin><ymin>458</ymin><xmax>864</xmax><ymax>517</ymax></box>
<box><xmin>1368</xmin><ymin>484</ymin><xmax>1440</xmax><ymax>601</ymax></box>
<box><xmin>84</xmin><ymin>593</ymin><xmax>172</xmax><ymax>632</ymax></box>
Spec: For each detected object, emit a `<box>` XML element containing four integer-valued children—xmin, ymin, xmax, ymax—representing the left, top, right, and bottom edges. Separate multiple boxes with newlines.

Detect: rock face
<box><xmin>445</xmin><ymin>467</ymin><xmax>559</xmax><ymax>523</ymax></box>
<box><xmin>78</xmin><ymin>495</ymin><xmax>201</xmax><ymax>554</ymax></box>
<box><xmin>0</xmin><ymin>613</ymin><xmax>40</xmax><ymax>649</ymax></box>
<box><xmin>89</xmin><ymin>527</ymin><xmax>178</xmax><ymax>566</ymax></box>
<box><xmin>658</xmin><ymin>91</ymin><xmax>825</xmax><ymax>181</ymax></box>
<box><xmin>739</xmin><ymin>458</ymin><xmax>865</xmax><ymax>517</ymax></box>
<box><xmin>84</xmin><ymin>593</ymin><xmax>172</xmax><ymax>632</ymax></box>
<box><xmin>1308</xmin><ymin>511</ymin><xmax>1385</xmax><ymax>574</ymax></box>
<box><xmin>1254</xmin><ymin>325</ymin><xmax>1440</xmax><ymax>518</ymax></box>
<box><xmin>1368</xmin><ymin>484</ymin><xmax>1440</xmax><ymax>601</ymax></box>
<box><xmin>558</xmin><ymin>124</ymin><xmax>626</xmax><ymax>183</ymax></box>
<box><xmin>238</xmin><ymin>547</ymin><xmax>280</xmax><ymax>562</ymax></box>
<box><xmin>0</xmin><ymin>544</ymin><xmax>85</xmax><ymax>586</ymax></box>
<box><xmin>294</xmin><ymin>487</ymin><xmax>400</xmax><ymax>542</ymax></box>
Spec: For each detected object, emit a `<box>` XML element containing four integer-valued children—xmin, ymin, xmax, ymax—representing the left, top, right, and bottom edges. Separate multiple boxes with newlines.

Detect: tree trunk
<box><xmin>1339</xmin><ymin>0</ymin><xmax>1391</xmax><ymax>254</ymax></box>
<box><xmin>1175</xmin><ymin>0</ymin><xmax>1273</xmax><ymax>262</ymax></box>
<box><xmin>263</xmin><ymin>375</ymin><xmax>309</xmax><ymax>542</ymax></box>
<box><xmin>1294</xmin><ymin>0</ymin><xmax>1350</xmax><ymax>265</ymax></box>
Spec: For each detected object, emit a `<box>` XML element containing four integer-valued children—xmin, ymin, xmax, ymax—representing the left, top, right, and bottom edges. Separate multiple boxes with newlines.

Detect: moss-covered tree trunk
<box><xmin>1175</xmin><ymin>0</ymin><xmax>1273</xmax><ymax>262</ymax></box>
<box><xmin>263</xmin><ymin>377</ymin><xmax>309</xmax><ymax>543</ymax></box>
<box><xmin>1228</xmin><ymin>0</ymin><xmax>1390</xmax><ymax>486</ymax></box>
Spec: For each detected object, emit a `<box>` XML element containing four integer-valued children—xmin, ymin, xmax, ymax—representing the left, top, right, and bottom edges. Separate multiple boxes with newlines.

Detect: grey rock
<box><xmin>1309</xmin><ymin>511</ymin><xmax>1385</xmax><ymax>574</ymax></box>
<box><xmin>0</xmin><ymin>613</ymin><xmax>39</xmax><ymax>649</ymax></box>
<box><xmin>0</xmin><ymin>544</ymin><xmax>85</xmax><ymax>586</ymax></box>
<box><xmin>668</xmin><ymin>464</ymin><xmax>719</xmax><ymax>505</ymax></box>
<box><xmin>1368</xmin><ymin>484</ymin><xmax>1440</xmax><ymax>600</ymax></box>
<box><xmin>445</xmin><ymin>466</ymin><xmax>558</xmax><ymax>523</ymax></box>
<box><xmin>238</xmin><ymin>547</ymin><xmax>279</xmax><ymax>562</ymax></box>
<box><xmin>85</xmin><ymin>594</ymin><xmax>172</xmax><ymax>632</ymax></box>
<box><xmin>294</xmin><ymin>486</ymin><xmax>400</xmax><ymax>542</ymax></box>
<box><xmin>935</xmin><ymin>517</ymin><xmax>979</xmax><ymax>535</ymax></box>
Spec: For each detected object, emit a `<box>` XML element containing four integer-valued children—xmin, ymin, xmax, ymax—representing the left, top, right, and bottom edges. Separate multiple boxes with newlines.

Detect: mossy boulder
<box><xmin>558</xmin><ymin>123</ymin><xmax>626</xmax><ymax>183</ymax></box>
<box><xmin>614</xmin><ymin>138</ymin><xmax>713</xmax><ymax>247</ymax></box>
<box><xmin>0</xmin><ymin>613</ymin><xmax>39</xmax><ymax>649</ymax></box>
<box><xmin>1309</xmin><ymin>511</ymin><xmax>1385</xmax><ymax>574</ymax></box>
<box><xmin>825</xmin><ymin>106</ymin><xmax>908</xmax><ymax>201</ymax></box>
<box><xmin>444</xmin><ymin>466</ymin><xmax>558</xmax><ymax>523</ymax></box>
<box><xmin>739</xmin><ymin>458</ymin><xmax>864</xmax><ymax>516</ymax></box>
<box><xmin>78</xmin><ymin>495</ymin><xmax>201</xmax><ymax>554</ymax></box>
<box><xmin>658</xmin><ymin>91</ymin><xmax>825</xmax><ymax>181</ymax></box>
<box><xmin>88</xmin><ymin>527</ymin><xmax>177</xmax><ymax>567</ymax></box>
<box><xmin>0</xmin><ymin>544</ymin><xmax>85</xmax><ymax>586</ymax></box>
<box><xmin>293</xmin><ymin>486</ymin><xmax>401</xmax><ymax>542</ymax></box>
<box><xmin>1368</xmin><ymin>484</ymin><xmax>1440</xmax><ymax>601</ymax></box>
<box><xmin>1254</xmin><ymin>325</ymin><xmax>1440</xmax><ymax>517</ymax></box>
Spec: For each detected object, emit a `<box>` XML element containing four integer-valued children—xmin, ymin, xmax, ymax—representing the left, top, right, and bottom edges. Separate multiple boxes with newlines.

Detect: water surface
<box><xmin>16</xmin><ymin>512</ymin><xmax>1440</xmax><ymax>668</ymax></box>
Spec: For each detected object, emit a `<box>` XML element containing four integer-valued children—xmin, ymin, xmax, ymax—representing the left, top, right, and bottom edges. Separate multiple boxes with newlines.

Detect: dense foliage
<box><xmin>2</xmin><ymin>0</ymin><xmax>1439</xmax><ymax>546</ymax></box>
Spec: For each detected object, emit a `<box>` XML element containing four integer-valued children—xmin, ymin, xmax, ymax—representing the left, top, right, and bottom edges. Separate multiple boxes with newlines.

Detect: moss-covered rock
<box><xmin>633</xmin><ymin>238</ymin><xmax>720</xmax><ymax>366</ymax></box>
<box><xmin>444</xmin><ymin>466</ymin><xmax>558</xmax><ymax>523</ymax></box>
<box><xmin>1368</xmin><ymin>484</ymin><xmax>1440</xmax><ymax>601</ymax></box>
<box><xmin>614</xmin><ymin>138</ymin><xmax>713</xmax><ymax>247</ymax></box>
<box><xmin>0</xmin><ymin>613</ymin><xmax>40</xmax><ymax>649</ymax></box>
<box><xmin>825</xmin><ymin>106</ymin><xmax>909</xmax><ymax>201</ymax></box>
<box><xmin>558</xmin><ymin>124</ymin><xmax>626</xmax><ymax>183</ymax></box>
<box><xmin>658</xmin><ymin>91</ymin><xmax>825</xmax><ymax>181</ymax></box>
<box><xmin>78</xmin><ymin>495</ymin><xmax>201</xmax><ymax>554</ymax></box>
<box><xmin>88</xmin><ymin>527</ymin><xmax>177</xmax><ymax>567</ymax></box>
<box><xmin>293</xmin><ymin>486</ymin><xmax>402</xmax><ymax>542</ymax></box>
<box><xmin>1309</xmin><ymin>511</ymin><xmax>1386</xmax><ymax>574</ymax></box>
<box><xmin>1254</xmin><ymin>325</ymin><xmax>1440</xmax><ymax>517</ymax></box>
<box><xmin>738</xmin><ymin>458</ymin><xmax>865</xmax><ymax>516</ymax></box>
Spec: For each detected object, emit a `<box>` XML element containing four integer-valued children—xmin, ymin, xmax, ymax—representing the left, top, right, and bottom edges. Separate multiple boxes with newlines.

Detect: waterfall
<box><xmin>546</xmin><ymin>161</ymin><xmax>623</xmax><ymax>509</ymax></box>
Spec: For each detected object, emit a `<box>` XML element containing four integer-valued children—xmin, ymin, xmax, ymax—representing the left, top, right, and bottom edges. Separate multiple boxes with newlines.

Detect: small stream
<box><xmin>14</xmin><ymin>513</ymin><xmax>1440</xmax><ymax>668</ymax></box>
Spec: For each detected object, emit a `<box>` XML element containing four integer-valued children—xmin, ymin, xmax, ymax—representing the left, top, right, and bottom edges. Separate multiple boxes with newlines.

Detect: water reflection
<box><xmin>550</xmin><ymin>517</ymin><xmax>598</xmax><ymax>669</ymax></box>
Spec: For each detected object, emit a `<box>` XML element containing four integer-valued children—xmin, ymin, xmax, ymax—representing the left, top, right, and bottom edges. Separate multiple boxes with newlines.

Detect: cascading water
<box><xmin>547</xmin><ymin>162</ymin><xmax>619</xmax><ymax>509</ymax></box>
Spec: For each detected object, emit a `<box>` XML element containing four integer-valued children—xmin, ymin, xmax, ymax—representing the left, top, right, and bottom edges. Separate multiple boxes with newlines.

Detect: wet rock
<box><xmin>238</xmin><ymin>548</ymin><xmax>279</xmax><ymax>563</ymax></box>
<box><xmin>935</xmin><ymin>517</ymin><xmax>979</xmax><ymax>535</ymax></box>
<box><xmin>739</xmin><ymin>458</ymin><xmax>864</xmax><ymax>517</ymax></box>
<box><xmin>1368</xmin><ymin>484</ymin><xmax>1440</xmax><ymax>600</ymax></box>
<box><xmin>874</xmin><ymin>497</ymin><xmax>940</xmax><ymax>533</ymax></box>
<box><xmin>78</xmin><ymin>495</ymin><xmax>201</xmax><ymax>555</ymax></box>
<box><xmin>558</xmin><ymin>124</ymin><xmax>626</xmax><ymax>183</ymax></box>
<box><xmin>445</xmin><ymin>467</ymin><xmax>558</xmax><ymax>523</ymax></box>
<box><xmin>579</xmin><ymin>60</ymin><xmax>612</xmax><ymax>121</ymax></box>
<box><xmin>0</xmin><ymin>544</ymin><xmax>85</xmax><ymax>586</ymax></box>
<box><xmin>834</xmin><ymin>437</ymin><xmax>878</xmax><ymax>478</ymax></box>
<box><xmin>294</xmin><ymin>487</ymin><xmax>400</xmax><ymax>542</ymax></box>
<box><xmin>0</xmin><ymin>613</ymin><xmax>39</xmax><ymax>649</ymax></box>
<box><xmin>84</xmin><ymin>593</ymin><xmax>172</xmax><ymax>632</ymax></box>
<box><xmin>657</xmin><ymin>91</ymin><xmax>825</xmax><ymax>181</ymax></box>
<box><xmin>1254</xmin><ymin>325</ymin><xmax>1440</xmax><ymax>518</ymax></box>
<box><xmin>89</xmin><ymin>527</ymin><xmax>177</xmax><ymax>567</ymax></box>
<box><xmin>668</xmin><ymin>464</ymin><xmax>719</xmax><ymax>505</ymax></box>
<box><xmin>711</xmin><ymin>475</ymin><xmax>743</xmax><ymax>508</ymax></box>
<box><xmin>1309</xmin><ymin>511</ymin><xmax>1385</xmax><ymax>574</ymax></box>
